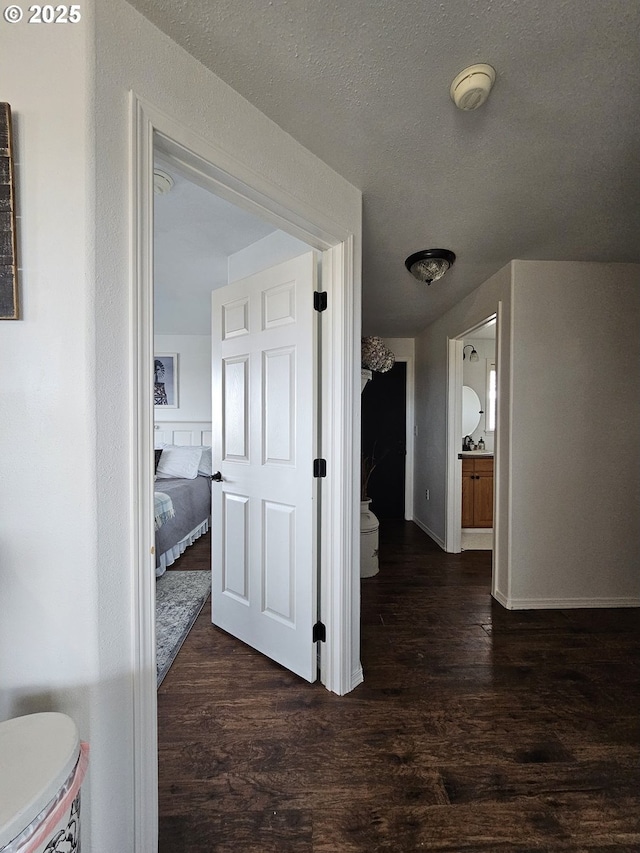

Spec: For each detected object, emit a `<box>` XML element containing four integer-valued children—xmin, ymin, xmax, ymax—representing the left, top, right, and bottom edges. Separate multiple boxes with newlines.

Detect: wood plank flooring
<box><xmin>157</xmin><ymin>522</ymin><xmax>640</xmax><ymax>852</ymax></box>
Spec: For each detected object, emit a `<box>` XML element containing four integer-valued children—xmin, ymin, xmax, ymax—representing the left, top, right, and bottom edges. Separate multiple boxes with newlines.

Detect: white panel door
<box><xmin>211</xmin><ymin>252</ymin><xmax>318</xmax><ymax>681</ymax></box>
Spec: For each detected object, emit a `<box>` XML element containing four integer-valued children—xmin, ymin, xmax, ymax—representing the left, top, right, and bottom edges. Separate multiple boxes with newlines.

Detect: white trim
<box><xmin>130</xmin><ymin>93</ymin><xmax>158</xmax><ymax>853</ymax></box>
<box><xmin>492</xmin><ymin>587</ymin><xmax>509</xmax><ymax>608</ymax></box>
<box><xmin>495</xmin><ymin>595</ymin><xmax>640</xmax><ymax>610</ymax></box>
<box><xmin>351</xmin><ymin>665</ymin><xmax>364</xmax><ymax>691</ymax></box>
<box><xmin>445</xmin><ymin>338</ymin><xmax>463</xmax><ymax>553</ymax></box>
<box><xmin>320</xmin><ymin>238</ymin><xmax>361</xmax><ymax>696</ymax></box>
<box><xmin>491</xmin><ymin>300</ymin><xmax>506</xmax><ymax>602</ymax></box>
<box><xmin>413</xmin><ymin>517</ymin><xmax>446</xmax><ymax>550</ymax></box>
<box><xmin>154</xmin><ymin>421</ymin><xmax>213</xmax><ymax>447</ymax></box>
<box><xmin>485</xmin><ymin>359</ymin><xmax>496</xmax><ymax>434</ymax></box>
<box><xmin>131</xmin><ymin>93</ymin><xmax>360</xmax><ymax>850</ymax></box>
<box><xmin>404</xmin><ymin>355</ymin><xmax>415</xmax><ymax>521</ymax></box>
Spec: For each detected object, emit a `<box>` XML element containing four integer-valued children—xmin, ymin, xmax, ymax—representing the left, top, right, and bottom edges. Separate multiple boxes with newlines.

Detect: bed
<box><xmin>154</xmin><ymin>443</ymin><xmax>212</xmax><ymax>577</ymax></box>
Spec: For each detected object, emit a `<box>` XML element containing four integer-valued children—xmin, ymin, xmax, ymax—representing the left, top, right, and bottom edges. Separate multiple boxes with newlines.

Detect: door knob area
<box><xmin>211</xmin><ymin>471</ymin><xmax>223</xmax><ymax>482</ymax></box>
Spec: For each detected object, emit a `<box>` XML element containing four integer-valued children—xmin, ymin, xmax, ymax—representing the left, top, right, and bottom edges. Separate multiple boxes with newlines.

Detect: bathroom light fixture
<box><xmin>463</xmin><ymin>345</ymin><xmax>479</xmax><ymax>362</ymax></box>
<box><xmin>404</xmin><ymin>249</ymin><xmax>456</xmax><ymax>284</ymax></box>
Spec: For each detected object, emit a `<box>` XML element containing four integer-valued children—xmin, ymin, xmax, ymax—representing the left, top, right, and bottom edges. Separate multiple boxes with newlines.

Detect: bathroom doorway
<box><xmin>445</xmin><ymin>313</ymin><xmax>498</xmax><ymax>555</ymax></box>
<box><xmin>460</xmin><ymin>320</ymin><xmax>496</xmax><ymax>551</ymax></box>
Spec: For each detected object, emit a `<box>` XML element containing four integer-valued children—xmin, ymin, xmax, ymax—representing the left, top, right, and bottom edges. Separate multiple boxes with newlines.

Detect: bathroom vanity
<box><xmin>460</xmin><ymin>453</ymin><xmax>494</xmax><ymax>528</ymax></box>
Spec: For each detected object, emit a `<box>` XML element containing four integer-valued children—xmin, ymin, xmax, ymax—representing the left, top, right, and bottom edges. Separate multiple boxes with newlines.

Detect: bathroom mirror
<box><xmin>462</xmin><ymin>385</ymin><xmax>482</xmax><ymax>436</ymax></box>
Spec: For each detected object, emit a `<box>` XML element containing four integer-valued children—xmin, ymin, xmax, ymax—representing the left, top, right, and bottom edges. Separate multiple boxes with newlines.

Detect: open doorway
<box><xmin>152</xmin><ymin>151</ymin><xmax>316</xmax><ymax>683</ymax></box>
<box><xmin>445</xmin><ymin>314</ymin><xmax>497</xmax><ymax>557</ymax></box>
<box><xmin>130</xmin><ymin>96</ymin><xmax>361</xmax><ymax>846</ymax></box>
<box><xmin>460</xmin><ymin>320</ymin><xmax>496</xmax><ymax>551</ymax></box>
<box><xmin>361</xmin><ymin>362</ymin><xmax>407</xmax><ymax>519</ymax></box>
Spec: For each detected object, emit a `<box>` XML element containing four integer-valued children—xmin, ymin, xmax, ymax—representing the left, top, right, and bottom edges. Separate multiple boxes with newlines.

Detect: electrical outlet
<box><xmin>425</xmin><ymin>489</ymin><xmax>430</xmax><ymax>500</ymax></box>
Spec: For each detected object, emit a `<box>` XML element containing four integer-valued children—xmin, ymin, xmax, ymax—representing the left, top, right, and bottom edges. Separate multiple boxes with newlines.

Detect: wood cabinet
<box><xmin>462</xmin><ymin>457</ymin><xmax>494</xmax><ymax>528</ymax></box>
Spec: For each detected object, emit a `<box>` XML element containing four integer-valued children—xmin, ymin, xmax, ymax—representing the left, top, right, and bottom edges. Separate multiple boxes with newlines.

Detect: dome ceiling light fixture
<box><xmin>450</xmin><ymin>63</ymin><xmax>496</xmax><ymax>111</ymax></box>
<box><xmin>404</xmin><ymin>248</ymin><xmax>456</xmax><ymax>285</ymax></box>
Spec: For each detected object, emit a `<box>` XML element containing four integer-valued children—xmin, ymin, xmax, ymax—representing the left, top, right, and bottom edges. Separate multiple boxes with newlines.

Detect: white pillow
<box><xmin>198</xmin><ymin>446</ymin><xmax>212</xmax><ymax>477</ymax></box>
<box><xmin>156</xmin><ymin>446</ymin><xmax>203</xmax><ymax>480</ymax></box>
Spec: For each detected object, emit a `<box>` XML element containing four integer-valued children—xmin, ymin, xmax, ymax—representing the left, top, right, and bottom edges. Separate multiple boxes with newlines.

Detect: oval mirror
<box><xmin>462</xmin><ymin>385</ymin><xmax>482</xmax><ymax>436</ymax></box>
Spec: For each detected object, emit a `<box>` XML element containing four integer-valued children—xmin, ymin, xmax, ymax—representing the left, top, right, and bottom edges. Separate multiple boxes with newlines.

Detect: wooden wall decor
<box><xmin>0</xmin><ymin>103</ymin><xmax>19</xmax><ymax>320</ymax></box>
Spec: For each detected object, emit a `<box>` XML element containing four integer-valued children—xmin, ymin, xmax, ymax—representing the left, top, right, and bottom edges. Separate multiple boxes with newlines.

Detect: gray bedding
<box><xmin>155</xmin><ymin>475</ymin><xmax>211</xmax><ymax>569</ymax></box>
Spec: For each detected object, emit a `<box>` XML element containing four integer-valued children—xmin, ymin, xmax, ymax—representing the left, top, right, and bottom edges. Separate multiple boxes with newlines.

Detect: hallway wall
<box><xmin>415</xmin><ymin>260</ymin><xmax>640</xmax><ymax>608</ymax></box>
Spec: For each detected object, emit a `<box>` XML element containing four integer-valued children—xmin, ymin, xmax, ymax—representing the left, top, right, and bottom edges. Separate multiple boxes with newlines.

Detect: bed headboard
<box><xmin>154</xmin><ymin>421</ymin><xmax>212</xmax><ymax>448</ymax></box>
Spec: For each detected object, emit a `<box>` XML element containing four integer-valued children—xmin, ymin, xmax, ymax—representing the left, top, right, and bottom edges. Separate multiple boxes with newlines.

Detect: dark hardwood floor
<box><xmin>157</xmin><ymin>522</ymin><xmax>640</xmax><ymax>852</ymax></box>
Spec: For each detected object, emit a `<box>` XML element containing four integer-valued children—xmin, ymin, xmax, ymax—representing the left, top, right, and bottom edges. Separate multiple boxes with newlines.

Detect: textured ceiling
<box><xmin>133</xmin><ymin>0</ymin><xmax>640</xmax><ymax>335</ymax></box>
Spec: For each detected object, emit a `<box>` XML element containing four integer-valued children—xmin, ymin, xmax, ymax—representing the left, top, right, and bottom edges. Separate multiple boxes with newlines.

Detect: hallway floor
<box><xmin>157</xmin><ymin>522</ymin><xmax>640</xmax><ymax>852</ymax></box>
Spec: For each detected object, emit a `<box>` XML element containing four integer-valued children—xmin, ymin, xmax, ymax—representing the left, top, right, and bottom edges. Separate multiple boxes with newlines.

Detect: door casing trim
<box><xmin>130</xmin><ymin>93</ymin><xmax>360</xmax><ymax>852</ymax></box>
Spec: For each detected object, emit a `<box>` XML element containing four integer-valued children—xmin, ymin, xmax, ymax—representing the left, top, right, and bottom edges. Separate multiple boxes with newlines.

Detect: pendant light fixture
<box><xmin>405</xmin><ymin>249</ymin><xmax>456</xmax><ymax>284</ymax></box>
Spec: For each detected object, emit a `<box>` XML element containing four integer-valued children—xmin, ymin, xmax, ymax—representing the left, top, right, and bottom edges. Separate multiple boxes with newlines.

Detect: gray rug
<box><xmin>156</xmin><ymin>571</ymin><xmax>211</xmax><ymax>687</ymax></box>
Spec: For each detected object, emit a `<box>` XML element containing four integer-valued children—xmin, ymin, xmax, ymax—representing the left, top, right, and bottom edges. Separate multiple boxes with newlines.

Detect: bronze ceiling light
<box><xmin>404</xmin><ymin>249</ymin><xmax>456</xmax><ymax>284</ymax></box>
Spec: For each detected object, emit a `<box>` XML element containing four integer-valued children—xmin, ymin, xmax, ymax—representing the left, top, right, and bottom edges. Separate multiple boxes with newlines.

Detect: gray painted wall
<box><xmin>507</xmin><ymin>261</ymin><xmax>640</xmax><ymax>605</ymax></box>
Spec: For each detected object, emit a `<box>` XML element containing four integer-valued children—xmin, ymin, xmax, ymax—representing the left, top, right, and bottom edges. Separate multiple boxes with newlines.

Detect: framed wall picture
<box><xmin>0</xmin><ymin>103</ymin><xmax>19</xmax><ymax>320</ymax></box>
<box><xmin>154</xmin><ymin>353</ymin><xmax>178</xmax><ymax>408</ymax></box>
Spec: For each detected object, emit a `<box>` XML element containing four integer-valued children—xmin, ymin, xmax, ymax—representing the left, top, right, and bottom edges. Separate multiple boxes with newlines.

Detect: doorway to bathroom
<box><xmin>445</xmin><ymin>313</ymin><xmax>498</xmax><ymax>556</ymax></box>
<box><xmin>460</xmin><ymin>320</ymin><xmax>496</xmax><ymax>551</ymax></box>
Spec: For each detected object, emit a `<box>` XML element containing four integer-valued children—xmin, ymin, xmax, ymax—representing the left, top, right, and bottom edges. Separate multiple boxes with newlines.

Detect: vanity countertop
<box><xmin>458</xmin><ymin>451</ymin><xmax>494</xmax><ymax>458</ymax></box>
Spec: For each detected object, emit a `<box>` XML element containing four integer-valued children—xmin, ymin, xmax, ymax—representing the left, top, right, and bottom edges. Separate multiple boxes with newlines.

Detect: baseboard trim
<box><xmin>493</xmin><ymin>593</ymin><xmax>640</xmax><ymax>610</ymax></box>
<box><xmin>492</xmin><ymin>588</ymin><xmax>509</xmax><ymax>608</ymax></box>
<box><xmin>412</xmin><ymin>518</ymin><xmax>445</xmax><ymax>550</ymax></box>
<box><xmin>351</xmin><ymin>665</ymin><xmax>364</xmax><ymax>691</ymax></box>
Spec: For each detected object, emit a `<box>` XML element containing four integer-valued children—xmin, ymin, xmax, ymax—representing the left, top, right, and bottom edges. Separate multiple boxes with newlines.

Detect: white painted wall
<box><xmin>462</xmin><ymin>338</ymin><xmax>496</xmax><ymax>452</ymax></box>
<box><xmin>0</xmin><ymin>2</ymin><xmax>361</xmax><ymax>850</ymax></box>
<box><xmin>0</xmin><ymin>10</ymin><xmax>99</xmax><ymax>840</ymax></box>
<box><xmin>415</xmin><ymin>260</ymin><xmax>640</xmax><ymax>609</ymax></box>
<box><xmin>228</xmin><ymin>230</ymin><xmax>310</xmax><ymax>282</ymax></box>
<box><xmin>154</xmin><ymin>335</ymin><xmax>211</xmax><ymax>422</ymax></box>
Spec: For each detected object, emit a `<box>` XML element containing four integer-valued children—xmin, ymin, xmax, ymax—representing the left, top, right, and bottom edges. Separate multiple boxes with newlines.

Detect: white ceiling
<box><xmin>137</xmin><ymin>0</ymin><xmax>640</xmax><ymax>336</ymax></box>
<box><xmin>467</xmin><ymin>318</ymin><xmax>496</xmax><ymax>341</ymax></box>
<box><xmin>154</xmin><ymin>161</ymin><xmax>276</xmax><ymax>334</ymax></box>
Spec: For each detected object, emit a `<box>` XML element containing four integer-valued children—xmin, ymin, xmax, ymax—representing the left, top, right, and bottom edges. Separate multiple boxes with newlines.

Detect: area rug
<box><xmin>156</xmin><ymin>571</ymin><xmax>211</xmax><ymax>687</ymax></box>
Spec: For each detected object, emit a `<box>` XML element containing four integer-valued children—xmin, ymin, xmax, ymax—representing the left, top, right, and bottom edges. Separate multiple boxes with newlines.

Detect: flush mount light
<box><xmin>404</xmin><ymin>249</ymin><xmax>456</xmax><ymax>284</ymax></box>
<box><xmin>153</xmin><ymin>168</ymin><xmax>174</xmax><ymax>195</ymax></box>
<box><xmin>463</xmin><ymin>345</ymin><xmax>480</xmax><ymax>362</ymax></box>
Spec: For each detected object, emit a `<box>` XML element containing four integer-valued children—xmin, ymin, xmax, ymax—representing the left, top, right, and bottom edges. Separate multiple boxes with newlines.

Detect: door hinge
<box><xmin>313</xmin><ymin>458</ymin><xmax>327</xmax><ymax>478</ymax></box>
<box><xmin>314</xmin><ymin>291</ymin><xmax>328</xmax><ymax>312</ymax></box>
<box><xmin>313</xmin><ymin>621</ymin><xmax>326</xmax><ymax>643</ymax></box>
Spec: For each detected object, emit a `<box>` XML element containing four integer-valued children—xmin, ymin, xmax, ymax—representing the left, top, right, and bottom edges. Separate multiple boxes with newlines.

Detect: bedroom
<box><xmin>152</xmin><ymin>154</ymin><xmax>317</xmax><ymax>683</ymax></box>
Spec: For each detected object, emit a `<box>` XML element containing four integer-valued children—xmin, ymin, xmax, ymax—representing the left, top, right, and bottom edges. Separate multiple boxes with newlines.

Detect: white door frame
<box><xmin>130</xmin><ymin>93</ymin><xmax>360</xmax><ymax>851</ymax></box>
<box><xmin>444</xmin><ymin>312</ymin><xmax>499</xmax><ymax>555</ymax></box>
<box><xmin>399</xmin><ymin>355</ymin><xmax>415</xmax><ymax>521</ymax></box>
